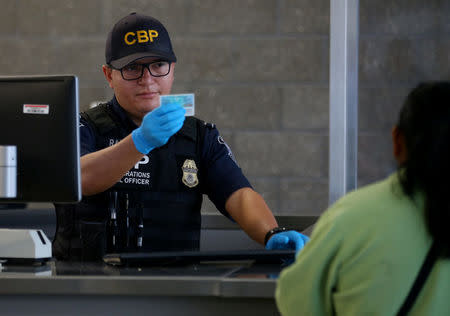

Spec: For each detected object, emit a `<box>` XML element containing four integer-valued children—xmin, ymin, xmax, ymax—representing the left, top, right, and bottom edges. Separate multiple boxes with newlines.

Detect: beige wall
<box><xmin>1</xmin><ymin>0</ymin><xmax>449</xmax><ymax>216</ymax></box>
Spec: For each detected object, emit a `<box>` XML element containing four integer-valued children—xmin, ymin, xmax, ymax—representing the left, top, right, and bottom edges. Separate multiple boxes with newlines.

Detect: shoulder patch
<box><xmin>217</xmin><ymin>135</ymin><xmax>238</xmax><ymax>165</ymax></box>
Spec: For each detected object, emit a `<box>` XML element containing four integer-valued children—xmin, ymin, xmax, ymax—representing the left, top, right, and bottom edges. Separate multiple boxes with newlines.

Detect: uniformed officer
<box><xmin>52</xmin><ymin>12</ymin><xmax>309</xmax><ymax>261</ymax></box>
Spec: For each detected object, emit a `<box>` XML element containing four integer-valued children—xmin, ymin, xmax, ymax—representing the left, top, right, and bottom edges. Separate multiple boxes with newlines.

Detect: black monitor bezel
<box><xmin>0</xmin><ymin>75</ymin><xmax>81</xmax><ymax>203</ymax></box>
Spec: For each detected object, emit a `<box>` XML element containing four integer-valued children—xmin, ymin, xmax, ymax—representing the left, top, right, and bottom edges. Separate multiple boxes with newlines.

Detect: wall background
<box><xmin>0</xmin><ymin>0</ymin><xmax>449</xmax><ymax>216</ymax></box>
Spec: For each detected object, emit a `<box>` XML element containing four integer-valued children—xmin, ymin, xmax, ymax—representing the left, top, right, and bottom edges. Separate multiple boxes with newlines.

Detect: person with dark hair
<box><xmin>276</xmin><ymin>81</ymin><xmax>450</xmax><ymax>315</ymax></box>
<box><xmin>52</xmin><ymin>12</ymin><xmax>309</xmax><ymax>261</ymax></box>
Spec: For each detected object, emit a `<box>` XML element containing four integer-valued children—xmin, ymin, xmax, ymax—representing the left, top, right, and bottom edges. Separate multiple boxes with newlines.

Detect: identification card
<box><xmin>160</xmin><ymin>93</ymin><xmax>195</xmax><ymax>116</ymax></box>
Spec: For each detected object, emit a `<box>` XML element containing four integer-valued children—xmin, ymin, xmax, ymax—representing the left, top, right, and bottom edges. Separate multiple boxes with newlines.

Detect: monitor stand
<box><xmin>0</xmin><ymin>146</ymin><xmax>51</xmax><ymax>264</ymax></box>
<box><xmin>0</xmin><ymin>228</ymin><xmax>52</xmax><ymax>264</ymax></box>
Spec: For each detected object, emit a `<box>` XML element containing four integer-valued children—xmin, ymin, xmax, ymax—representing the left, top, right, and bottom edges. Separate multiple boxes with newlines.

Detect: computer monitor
<box><xmin>0</xmin><ymin>75</ymin><xmax>81</xmax><ymax>203</ymax></box>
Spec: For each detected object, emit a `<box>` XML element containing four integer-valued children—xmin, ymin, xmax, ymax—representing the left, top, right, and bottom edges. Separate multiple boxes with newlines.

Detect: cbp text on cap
<box><xmin>124</xmin><ymin>30</ymin><xmax>159</xmax><ymax>45</ymax></box>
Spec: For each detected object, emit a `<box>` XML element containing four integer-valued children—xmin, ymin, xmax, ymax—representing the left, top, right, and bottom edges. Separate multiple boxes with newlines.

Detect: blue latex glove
<box><xmin>265</xmin><ymin>230</ymin><xmax>310</xmax><ymax>253</ymax></box>
<box><xmin>131</xmin><ymin>103</ymin><xmax>186</xmax><ymax>154</ymax></box>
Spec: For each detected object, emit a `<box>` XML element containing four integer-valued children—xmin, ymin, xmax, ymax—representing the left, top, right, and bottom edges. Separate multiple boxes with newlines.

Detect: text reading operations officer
<box><xmin>52</xmin><ymin>12</ymin><xmax>309</xmax><ymax>261</ymax></box>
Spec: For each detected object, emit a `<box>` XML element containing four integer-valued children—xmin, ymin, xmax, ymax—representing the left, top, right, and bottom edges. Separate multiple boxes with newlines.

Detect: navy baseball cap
<box><xmin>105</xmin><ymin>13</ymin><xmax>177</xmax><ymax>69</ymax></box>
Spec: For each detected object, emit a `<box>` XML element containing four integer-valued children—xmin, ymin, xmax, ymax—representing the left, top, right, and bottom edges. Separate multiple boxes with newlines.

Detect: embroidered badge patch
<box><xmin>182</xmin><ymin>159</ymin><xmax>199</xmax><ymax>188</ymax></box>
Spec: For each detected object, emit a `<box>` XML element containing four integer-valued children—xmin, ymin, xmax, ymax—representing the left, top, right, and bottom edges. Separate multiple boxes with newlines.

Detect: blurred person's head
<box><xmin>393</xmin><ymin>81</ymin><xmax>450</xmax><ymax>257</ymax></box>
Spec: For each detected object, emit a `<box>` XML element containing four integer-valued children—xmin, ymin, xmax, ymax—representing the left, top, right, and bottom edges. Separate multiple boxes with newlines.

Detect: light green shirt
<box><xmin>276</xmin><ymin>173</ymin><xmax>450</xmax><ymax>315</ymax></box>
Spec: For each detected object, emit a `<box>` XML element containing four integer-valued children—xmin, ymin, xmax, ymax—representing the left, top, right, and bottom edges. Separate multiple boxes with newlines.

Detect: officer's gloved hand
<box><xmin>265</xmin><ymin>230</ymin><xmax>310</xmax><ymax>253</ymax></box>
<box><xmin>132</xmin><ymin>103</ymin><xmax>186</xmax><ymax>154</ymax></box>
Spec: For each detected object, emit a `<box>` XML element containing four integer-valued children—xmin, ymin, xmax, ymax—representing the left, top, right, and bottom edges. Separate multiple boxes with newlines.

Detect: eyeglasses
<box><xmin>112</xmin><ymin>61</ymin><xmax>171</xmax><ymax>80</ymax></box>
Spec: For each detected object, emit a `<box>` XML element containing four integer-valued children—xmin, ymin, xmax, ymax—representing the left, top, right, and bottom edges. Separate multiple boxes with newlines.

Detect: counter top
<box><xmin>0</xmin><ymin>260</ymin><xmax>284</xmax><ymax>298</ymax></box>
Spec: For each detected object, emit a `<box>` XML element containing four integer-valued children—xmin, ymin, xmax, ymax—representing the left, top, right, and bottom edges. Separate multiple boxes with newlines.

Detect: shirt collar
<box><xmin>110</xmin><ymin>95</ymin><xmax>138</xmax><ymax>130</ymax></box>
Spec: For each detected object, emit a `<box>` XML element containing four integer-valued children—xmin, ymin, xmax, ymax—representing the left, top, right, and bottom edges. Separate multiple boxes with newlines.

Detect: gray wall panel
<box><xmin>0</xmin><ymin>1</ymin><xmax>448</xmax><ymax>216</ymax></box>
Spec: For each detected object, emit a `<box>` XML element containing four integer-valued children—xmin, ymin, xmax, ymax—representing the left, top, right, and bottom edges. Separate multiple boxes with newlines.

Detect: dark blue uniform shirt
<box><xmin>79</xmin><ymin>97</ymin><xmax>251</xmax><ymax>217</ymax></box>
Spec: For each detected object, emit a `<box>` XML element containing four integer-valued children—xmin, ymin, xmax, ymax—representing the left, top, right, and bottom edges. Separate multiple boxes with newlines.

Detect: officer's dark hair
<box><xmin>396</xmin><ymin>81</ymin><xmax>450</xmax><ymax>257</ymax></box>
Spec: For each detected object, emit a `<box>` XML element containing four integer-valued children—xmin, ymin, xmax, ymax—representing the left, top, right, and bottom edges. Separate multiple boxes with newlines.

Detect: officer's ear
<box><xmin>167</xmin><ymin>62</ymin><xmax>175</xmax><ymax>76</ymax></box>
<box><xmin>102</xmin><ymin>65</ymin><xmax>114</xmax><ymax>89</ymax></box>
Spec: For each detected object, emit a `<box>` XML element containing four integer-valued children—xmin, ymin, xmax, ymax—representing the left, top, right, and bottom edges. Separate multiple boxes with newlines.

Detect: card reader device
<box><xmin>0</xmin><ymin>228</ymin><xmax>52</xmax><ymax>263</ymax></box>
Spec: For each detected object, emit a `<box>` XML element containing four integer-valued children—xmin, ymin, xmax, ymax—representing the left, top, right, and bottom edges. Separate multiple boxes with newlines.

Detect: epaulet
<box><xmin>202</xmin><ymin>121</ymin><xmax>216</xmax><ymax>129</ymax></box>
<box><xmin>178</xmin><ymin>117</ymin><xmax>216</xmax><ymax>142</ymax></box>
<box><xmin>81</xmin><ymin>103</ymin><xmax>117</xmax><ymax>135</ymax></box>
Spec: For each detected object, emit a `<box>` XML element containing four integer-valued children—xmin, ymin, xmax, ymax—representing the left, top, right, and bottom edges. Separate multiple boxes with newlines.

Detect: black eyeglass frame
<box><xmin>109</xmin><ymin>60</ymin><xmax>171</xmax><ymax>81</ymax></box>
